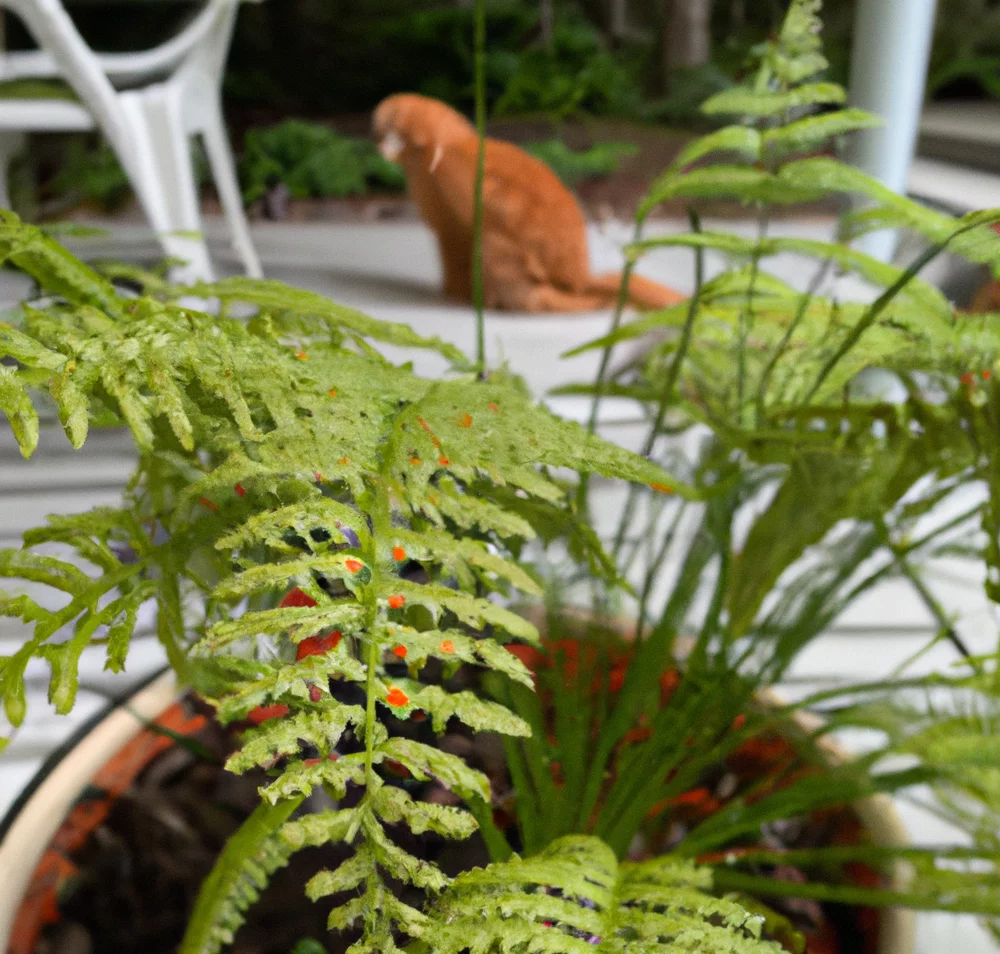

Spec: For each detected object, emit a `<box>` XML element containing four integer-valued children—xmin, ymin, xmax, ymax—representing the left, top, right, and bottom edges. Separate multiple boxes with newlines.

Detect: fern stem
<box><xmin>575</xmin><ymin>221</ymin><xmax>643</xmax><ymax>523</ymax></box>
<box><xmin>609</xmin><ymin>211</ymin><xmax>703</xmax><ymax>564</ymax></box>
<box><xmin>875</xmin><ymin>518</ymin><xmax>974</xmax><ymax>662</ymax></box>
<box><xmin>587</xmin><ymin>223</ymin><xmax>643</xmax><ymax>438</ymax></box>
<box><xmin>635</xmin><ymin>502</ymin><xmax>687</xmax><ymax>630</ymax></box>
<box><xmin>156</xmin><ymin>572</ymin><xmax>189</xmax><ymax>681</ymax></box>
<box><xmin>754</xmin><ymin>255</ymin><xmax>834</xmax><ymax>426</ymax></box>
<box><xmin>804</xmin><ymin>221</ymin><xmax>984</xmax><ymax>405</ymax></box>
<box><xmin>712</xmin><ymin>868</ymin><xmax>1000</xmax><ymax>916</ymax></box>
<box><xmin>736</xmin><ymin>206</ymin><xmax>769</xmax><ymax>419</ymax></box>
<box><xmin>362</xmin><ymin>480</ymin><xmax>390</xmax><ymax>791</ymax></box>
<box><xmin>472</xmin><ymin>0</ymin><xmax>487</xmax><ymax>373</ymax></box>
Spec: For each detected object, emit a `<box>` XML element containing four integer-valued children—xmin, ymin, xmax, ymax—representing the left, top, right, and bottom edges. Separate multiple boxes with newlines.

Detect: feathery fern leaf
<box><xmin>0</xmin><ymin>203</ymin><xmax>689</xmax><ymax>948</ymax></box>
<box><xmin>180</xmin><ymin>796</ymin><xmax>305</xmax><ymax>954</ymax></box>
<box><xmin>420</xmin><ymin>836</ymin><xmax>783</xmax><ymax>954</ymax></box>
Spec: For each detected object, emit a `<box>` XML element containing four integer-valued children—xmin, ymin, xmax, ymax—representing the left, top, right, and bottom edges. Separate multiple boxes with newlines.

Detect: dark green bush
<box><xmin>524</xmin><ymin>139</ymin><xmax>639</xmax><ymax>185</ymax></box>
<box><xmin>492</xmin><ymin>14</ymin><xmax>645</xmax><ymax>118</ymax></box>
<box><xmin>239</xmin><ymin>121</ymin><xmax>404</xmax><ymax>203</ymax></box>
<box><xmin>51</xmin><ymin>139</ymin><xmax>131</xmax><ymax>211</ymax></box>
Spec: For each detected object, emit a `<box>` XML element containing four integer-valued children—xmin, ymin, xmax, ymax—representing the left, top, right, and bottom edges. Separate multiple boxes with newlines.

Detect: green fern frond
<box><xmin>186</xmin><ymin>277</ymin><xmax>469</xmax><ymax>366</ymax></box>
<box><xmin>0</xmin><ymin>201</ymin><xmax>683</xmax><ymax>952</ymax></box>
<box><xmin>0</xmin><ymin>536</ymin><xmax>151</xmax><ymax>727</ymax></box>
<box><xmin>421</xmin><ymin>835</ymin><xmax>782</xmax><ymax>954</ymax></box>
<box><xmin>0</xmin><ymin>209</ymin><xmax>123</xmax><ymax>316</ymax></box>
<box><xmin>701</xmin><ymin>82</ymin><xmax>844</xmax><ymax>119</ymax></box>
<box><xmin>180</xmin><ymin>796</ymin><xmax>305</xmax><ymax>954</ymax></box>
<box><xmin>762</xmin><ymin>109</ymin><xmax>881</xmax><ymax>155</ymax></box>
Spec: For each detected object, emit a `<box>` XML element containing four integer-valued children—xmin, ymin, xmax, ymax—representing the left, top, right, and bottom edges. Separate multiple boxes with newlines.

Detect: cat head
<box><xmin>373</xmin><ymin>93</ymin><xmax>475</xmax><ymax>162</ymax></box>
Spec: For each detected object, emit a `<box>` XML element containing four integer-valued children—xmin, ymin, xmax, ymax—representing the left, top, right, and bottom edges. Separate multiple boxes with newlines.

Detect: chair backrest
<box><xmin>0</xmin><ymin>0</ymin><xmax>245</xmax><ymax>87</ymax></box>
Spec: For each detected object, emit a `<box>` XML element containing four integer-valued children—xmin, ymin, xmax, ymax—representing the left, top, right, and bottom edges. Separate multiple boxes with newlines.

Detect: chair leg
<box><xmin>118</xmin><ymin>87</ymin><xmax>214</xmax><ymax>284</ymax></box>
<box><xmin>0</xmin><ymin>132</ymin><xmax>26</xmax><ymax>209</ymax></box>
<box><xmin>201</xmin><ymin>101</ymin><xmax>262</xmax><ymax>278</ymax></box>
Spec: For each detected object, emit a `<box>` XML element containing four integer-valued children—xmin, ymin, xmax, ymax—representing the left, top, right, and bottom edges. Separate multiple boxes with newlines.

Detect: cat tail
<box><xmin>586</xmin><ymin>272</ymin><xmax>686</xmax><ymax>311</ymax></box>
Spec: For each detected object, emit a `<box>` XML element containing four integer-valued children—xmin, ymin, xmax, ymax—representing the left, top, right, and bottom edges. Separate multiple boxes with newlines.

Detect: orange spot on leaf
<box><xmin>388</xmin><ymin>594</ymin><xmax>406</xmax><ymax>610</ymax></box>
<box><xmin>198</xmin><ymin>496</ymin><xmax>218</xmax><ymax>512</ymax></box>
<box><xmin>328</xmin><ymin>388</ymin><xmax>337</xmax><ymax>397</ymax></box>
<box><xmin>409</xmin><ymin>457</ymin><xmax>421</xmax><ymax>465</ymax></box>
<box><xmin>280</xmin><ymin>588</ymin><xmax>318</xmax><ymax>609</ymax></box>
<box><xmin>392</xmin><ymin>546</ymin><xmax>406</xmax><ymax>561</ymax></box>
<box><xmin>304</xmin><ymin>753</ymin><xmax>340</xmax><ymax>767</ymax></box>
<box><xmin>246</xmin><ymin>704</ymin><xmax>289</xmax><ymax>725</ymax></box>
<box><xmin>650</xmin><ymin>482</ymin><xmax>673</xmax><ymax>495</ymax></box>
<box><xmin>386</xmin><ymin>687</ymin><xmax>409</xmax><ymax>707</ymax></box>
<box><xmin>458</xmin><ymin>413</ymin><xmax>472</xmax><ymax>428</ymax></box>
<box><xmin>339</xmin><ymin>457</ymin><xmax>350</xmax><ymax>465</ymax></box>
<box><xmin>439</xmin><ymin>639</ymin><xmax>455</xmax><ymax>654</ymax></box>
<box><xmin>296</xmin><ymin>630</ymin><xmax>341</xmax><ymax>660</ymax></box>
<box><xmin>234</xmin><ymin>483</ymin><xmax>246</xmax><ymax>497</ymax></box>
<box><xmin>438</xmin><ymin>456</ymin><xmax>450</xmax><ymax>466</ymax></box>
<box><xmin>393</xmin><ymin>645</ymin><xmax>408</xmax><ymax>659</ymax></box>
<box><xmin>623</xmin><ymin>725</ymin><xmax>653</xmax><ymax>744</ymax></box>
<box><xmin>345</xmin><ymin>558</ymin><xmax>364</xmax><ymax>573</ymax></box>
<box><xmin>296</xmin><ymin>351</ymin><xmax>308</xmax><ymax>361</ymax></box>
<box><xmin>488</xmin><ymin>402</ymin><xmax>499</xmax><ymax>413</ymax></box>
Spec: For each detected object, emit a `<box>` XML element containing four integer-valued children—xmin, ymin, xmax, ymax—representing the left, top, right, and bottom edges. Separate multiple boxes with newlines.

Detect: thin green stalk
<box><xmin>755</xmin><ymin>256</ymin><xmax>834</xmax><ymax>426</ymax></box>
<box><xmin>574</xmin><ymin>221</ymin><xmax>644</xmax><ymax>520</ymax></box>
<box><xmin>717</xmin><ymin>843</ymin><xmax>1000</xmax><ymax>868</ymax></box>
<box><xmin>610</xmin><ymin>211</ymin><xmax>704</xmax><ymax>563</ymax></box>
<box><xmin>804</xmin><ymin>220</ymin><xmax>987</xmax><ymax>405</ymax></box>
<box><xmin>348</xmin><ymin>474</ymin><xmax>390</xmax><ymax>847</ymax></box>
<box><xmin>155</xmin><ymin>571</ymin><xmax>189</xmax><ymax>680</ymax></box>
<box><xmin>586</xmin><ymin>226</ymin><xmax>643</xmax><ymax>437</ymax></box>
<box><xmin>712</xmin><ymin>869</ymin><xmax>1000</xmax><ymax>916</ymax></box>
<box><xmin>468</xmin><ymin>796</ymin><xmax>514</xmax><ymax>862</ymax></box>
<box><xmin>876</xmin><ymin>517</ymin><xmax>975</xmax><ymax>661</ymax></box>
<box><xmin>472</xmin><ymin>0</ymin><xmax>487</xmax><ymax>373</ymax></box>
<box><xmin>636</xmin><ymin>502</ymin><xmax>686</xmax><ymax>629</ymax></box>
<box><xmin>736</xmin><ymin>208</ymin><xmax>769</xmax><ymax>415</ymax></box>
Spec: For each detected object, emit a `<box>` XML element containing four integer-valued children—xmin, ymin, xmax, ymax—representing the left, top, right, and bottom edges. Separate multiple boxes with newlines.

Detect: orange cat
<box><xmin>373</xmin><ymin>93</ymin><xmax>684</xmax><ymax>313</ymax></box>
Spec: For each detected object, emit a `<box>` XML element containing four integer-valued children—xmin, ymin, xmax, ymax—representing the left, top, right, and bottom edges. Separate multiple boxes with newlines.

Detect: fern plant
<box><xmin>0</xmin><ymin>210</ymin><xmax>764</xmax><ymax>954</ymax></box>
<box><xmin>6</xmin><ymin>2</ymin><xmax>1000</xmax><ymax>953</ymax></box>
<box><xmin>486</xmin><ymin>0</ymin><xmax>1000</xmax><ymax>941</ymax></box>
<box><xmin>419</xmin><ymin>835</ymin><xmax>784</xmax><ymax>954</ymax></box>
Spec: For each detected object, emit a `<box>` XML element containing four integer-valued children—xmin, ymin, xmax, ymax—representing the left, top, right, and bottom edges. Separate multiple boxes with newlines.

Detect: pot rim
<box><xmin>0</xmin><ymin>669</ymin><xmax>177</xmax><ymax>946</ymax></box>
<box><xmin>0</xmin><ymin>669</ymin><xmax>916</xmax><ymax>954</ymax></box>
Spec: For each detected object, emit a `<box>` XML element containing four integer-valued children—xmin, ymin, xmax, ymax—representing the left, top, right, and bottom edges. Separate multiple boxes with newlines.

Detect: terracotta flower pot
<box><xmin>0</xmin><ymin>667</ymin><xmax>915</xmax><ymax>954</ymax></box>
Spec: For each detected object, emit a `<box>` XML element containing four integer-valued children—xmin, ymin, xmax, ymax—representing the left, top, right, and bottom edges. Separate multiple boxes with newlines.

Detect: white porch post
<box><xmin>846</xmin><ymin>0</ymin><xmax>939</xmax><ymax>262</ymax></box>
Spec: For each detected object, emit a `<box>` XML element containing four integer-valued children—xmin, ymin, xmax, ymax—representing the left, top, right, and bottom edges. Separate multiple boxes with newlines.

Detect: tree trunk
<box><xmin>609</xmin><ymin>0</ymin><xmax>628</xmax><ymax>38</ymax></box>
<box><xmin>540</xmin><ymin>0</ymin><xmax>555</xmax><ymax>47</ymax></box>
<box><xmin>662</xmin><ymin>0</ymin><xmax>712</xmax><ymax>88</ymax></box>
<box><xmin>731</xmin><ymin>0</ymin><xmax>745</xmax><ymax>30</ymax></box>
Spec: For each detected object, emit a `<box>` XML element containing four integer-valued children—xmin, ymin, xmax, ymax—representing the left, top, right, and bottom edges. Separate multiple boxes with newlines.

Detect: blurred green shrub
<box><xmin>491</xmin><ymin>14</ymin><xmax>645</xmax><ymax>118</ymax></box>
<box><xmin>51</xmin><ymin>139</ymin><xmax>132</xmax><ymax>211</ymax></box>
<box><xmin>239</xmin><ymin>121</ymin><xmax>405</xmax><ymax>203</ymax></box>
<box><xmin>225</xmin><ymin>1</ymin><xmax>648</xmax><ymax>120</ymax></box>
<box><xmin>524</xmin><ymin>139</ymin><xmax>638</xmax><ymax>185</ymax></box>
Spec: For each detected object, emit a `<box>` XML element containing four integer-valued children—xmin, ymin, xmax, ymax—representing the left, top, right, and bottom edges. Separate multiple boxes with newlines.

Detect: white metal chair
<box><xmin>0</xmin><ymin>0</ymin><xmax>262</xmax><ymax>282</ymax></box>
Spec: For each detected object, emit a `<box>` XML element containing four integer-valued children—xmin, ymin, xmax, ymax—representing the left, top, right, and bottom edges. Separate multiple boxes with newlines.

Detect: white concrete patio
<box><xmin>0</xmin><ymin>216</ymin><xmax>996</xmax><ymax>954</ymax></box>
